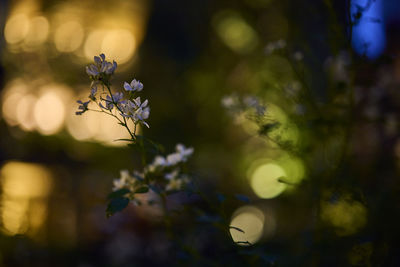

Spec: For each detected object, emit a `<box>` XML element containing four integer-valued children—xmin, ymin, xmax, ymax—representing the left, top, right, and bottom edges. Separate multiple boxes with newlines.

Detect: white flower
<box><xmin>112</xmin><ymin>170</ymin><xmax>132</xmax><ymax>191</ymax></box>
<box><xmin>100</xmin><ymin>92</ymin><xmax>124</xmax><ymax>110</ymax></box>
<box><xmin>165</xmin><ymin>169</ymin><xmax>179</xmax><ymax>181</ymax></box>
<box><xmin>165</xmin><ymin>173</ymin><xmax>189</xmax><ymax>191</ymax></box>
<box><xmin>166</xmin><ymin>178</ymin><xmax>184</xmax><ymax>191</ymax></box>
<box><xmin>131</xmin><ymin>97</ymin><xmax>147</xmax><ymax>109</ymax></box>
<box><xmin>175</xmin><ymin>144</ymin><xmax>194</xmax><ymax>162</ymax></box>
<box><xmin>146</xmin><ymin>145</ymin><xmax>193</xmax><ymax>176</ymax></box>
<box><xmin>154</xmin><ymin>156</ymin><xmax>168</xmax><ymax>166</ymax></box>
<box><xmin>147</xmin><ymin>156</ymin><xmax>168</xmax><ymax>172</ymax></box>
<box><xmin>166</xmin><ymin>153</ymin><xmax>182</xmax><ymax>166</ymax></box>
<box><xmin>86</xmin><ymin>54</ymin><xmax>117</xmax><ymax>78</ymax></box>
<box><xmin>119</xmin><ymin>97</ymin><xmax>150</xmax><ymax>128</ymax></box>
<box><xmin>221</xmin><ymin>95</ymin><xmax>238</xmax><ymax>109</ymax></box>
<box><xmin>112</xmin><ymin>179</ymin><xmax>125</xmax><ymax>191</ymax></box>
<box><xmin>124</xmin><ymin>79</ymin><xmax>144</xmax><ymax>92</ymax></box>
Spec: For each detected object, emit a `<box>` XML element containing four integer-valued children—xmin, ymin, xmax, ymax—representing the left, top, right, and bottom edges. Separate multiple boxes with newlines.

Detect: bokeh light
<box><xmin>1</xmin><ymin>161</ymin><xmax>53</xmax><ymax>236</ymax></box>
<box><xmin>54</xmin><ymin>20</ymin><xmax>84</xmax><ymax>52</ymax></box>
<box><xmin>279</xmin><ymin>155</ymin><xmax>306</xmax><ymax>186</ymax></box>
<box><xmin>16</xmin><ymin>94</ymin><xmax>37</xmax><ymax>131</ymax></box>
<box><xmin>23</xmin><ymin>16</ymin><xmax>49</xmax><ymax>48</ymax></box>
<box><xmin>248</xmin><ymin>161</ymin><xmax>287</xmax><ymax>199</ymax></box>
<box><xmin>320</xmin><ymin>196</ymin><xmax>367</xmax><ymax>236</ymax></box>
<box><xmin>1</xmin><ymin>81</ymin><xmax>29</xmax><ymax>126</ymax></box>
<box><xmin>33</xmin><ymin>89</ymin><xmax>67</xmax><ymax>135</ymax></box>
<box><xmin>84</xmin><ymin>30</ymin><xmax>107</xmax><ymax>60</ymax></box>
<box><xmin>84</xmin><ymin>29</ymin><xmax>137</xmax><ymax>64</ymax></box>
<box><xmin>101</xmin><ymin>29</ymin><xmax>136</xmax><ymax>64</ymax></box>
<box><xmin>230</xmin><ymin>206</ymin><xmax>265</xmax><ymax>245</ymax></box>
<box><xmin>4</xmin><ymin>14</ymin><xmax>30</xmax><ymax>44</ymax></box>
<box><xmin>1</xmin><ymin>81</ymin><xmax>74</xmax><ymax>135</ymax></box>
<box><xmin>214</xmin><ymin>10</ymin><xmax>258</xmax><ymax>54</ymax></box>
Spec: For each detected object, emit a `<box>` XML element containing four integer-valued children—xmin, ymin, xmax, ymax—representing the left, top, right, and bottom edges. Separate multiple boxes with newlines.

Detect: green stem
<box><xmin>160</xmin><ymin>193</ymin><xmax>173</xmax><ymax>239</ymax></box>
<box><xmin>105</xmin><ymin>84</ymin><xmax>136</xmax><ymax>141</ymax></box>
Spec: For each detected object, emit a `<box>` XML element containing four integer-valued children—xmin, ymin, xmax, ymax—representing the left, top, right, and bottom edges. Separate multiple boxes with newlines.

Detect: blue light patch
<box><xmin>351</xmin><ymin>0</ymin><xmax>386</xmax><ymax>59</ymax></box>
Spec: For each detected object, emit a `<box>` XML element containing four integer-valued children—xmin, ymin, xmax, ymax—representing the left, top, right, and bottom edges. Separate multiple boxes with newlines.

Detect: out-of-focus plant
<box><xmin>73</xmin><ymin>0</ymin><xmax>400</xmax><ymax>264</ymax></box>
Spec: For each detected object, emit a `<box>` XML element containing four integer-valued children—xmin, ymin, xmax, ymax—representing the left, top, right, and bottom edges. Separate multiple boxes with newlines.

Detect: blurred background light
<box><xmin>84</xmin><ymin>29</ymin><xmax>136</xmax><ymax>64</ymax></box>
<box><xmin>230</xmin><ymin>205</ymin><xmax>265</xmax><ymax>245</ymax></box>
<box><xmin>351</xmin><ymin>0</ymin><xmax>386</xmax><ymax>59</ymax></box>
<box><xmin>84</xmin><ymin>30</ymin><xmax>107</xmax><ymax>60</ymax></box>
<box><xmin>101</xmin><ymin>29</ymin><xmax>136</xmax><ymax>64</ymax></box>
<box><xmin>23</xmin><ymin>16</ymin><xmax>49</xmax><ymax>49</ymax></box>
<box><xmin>33</xmin><ymin>89</ymin><xmax>67</xmax><ymax>135</ymax></box>
<box><xmin>1</xmin><ymin>81</ymin><xmax>29</xmax><ymax>126</ymax></box>
<box><xmin>320</xmin><ymin>196</ymin><xmax>367</xmax><ymax>236</ymax></box>
<box><xmin>1</xmin><ymin>162</ymin><xmax>53</xmax><ymax>237</ymax></box>
<box><xmin>279</xmin><ymin>155</ymin><xmax>306</xmax><ymax>187</ymax></box>
<box><xmin>248</xmin><ymin>161</ymin><xmax>287</xmax><ymax>199</ymax></box>
<box><xmin>4</xmin><ymin>14</ymin><xmax>30</xmax><ymax>44</ymax></box>
<box><xmin>213</xmin><ymin>10</ymin><xmax>258</xmax><ymax>54</ymax></box>
<box><xmin>54</xmin><ymin>20</ymin><xmax>84</xmax><ymax>53</ymax></box>
<box><xmin>16</xmin><ymin>94</ymin><xmax>37</xmax><ymax>131</ymax></box>
<box><xmin>1</xmin><ymin>81</ymin><xmax>74</xmax><ymax>135</ymax></box>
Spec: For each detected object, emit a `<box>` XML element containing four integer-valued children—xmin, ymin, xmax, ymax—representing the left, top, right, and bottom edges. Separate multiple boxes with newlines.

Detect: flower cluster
<box><xmin>264</xmin><ymin>39</ymin><xmax>286</xmax><ymax>55</ymax></box>
<box><xmin>222</xmin><ymin>94</ymin><xmax>266</xmax><ymax>116</ymax></box>
<box><xmin>86</xmin><ymin>54</ymin><xmax>117</xmax><ymax>78</ymax></box>
<box><xmin>77</xmin><ymin>55</ymin><xmax>195</xmax><ymax>216</ymax></box>
<box><xmin>112</xmin><ymin>144</ymin><xmax>194</xmax><ymax>200</ymax></box>
<box><xmin>76</xmin><ymin>54</ymin><xmax>150</xmax><ymax>131</ymax></box>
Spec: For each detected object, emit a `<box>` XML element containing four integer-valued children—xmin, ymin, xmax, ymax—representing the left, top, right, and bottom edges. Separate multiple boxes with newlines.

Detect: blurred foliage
<box><xmin>1</xmin><ymin>0</ymin><xmax>400</xmax><ymax>266</ymax></box>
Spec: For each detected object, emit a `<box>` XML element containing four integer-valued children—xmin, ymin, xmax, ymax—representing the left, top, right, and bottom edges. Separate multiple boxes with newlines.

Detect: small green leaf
<box><xmin>134</xmin><ymin>186</ymin><xmax>149</xmax><ymax>194</ymax></box>
<box><xmin>106</xmin><ymin>197</ymin><xmax>129</xmax><ymax>218</ymax></box>
<box><xmin>107</xmin><ymin>188</ymin><xmax>130</xmax><ymax>200</ymax></box>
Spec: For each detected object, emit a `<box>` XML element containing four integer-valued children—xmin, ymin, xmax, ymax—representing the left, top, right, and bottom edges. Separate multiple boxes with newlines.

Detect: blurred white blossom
<box><xmin>222</xmin><ymin>94</ymin><xmax>266</xmax><ymax>116</ymax></box>
<box><xmin>293</xmin><ymin>51</ymin><xmax>304</xmax><ymax>61</ymax></box>
<box><xmin>324</xmin><ymin>51</ymin><xmax>351</xmax><ymax>83</ymax></box>
<box><xmin>264</xmin><ymin>39</ymin><xmax>286</xmax><ymax>55</ymax></box>
<box><xmin>113</xmin><ymin>144</ymin><xmax>194</xmax><ymax>195</ymax></box>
